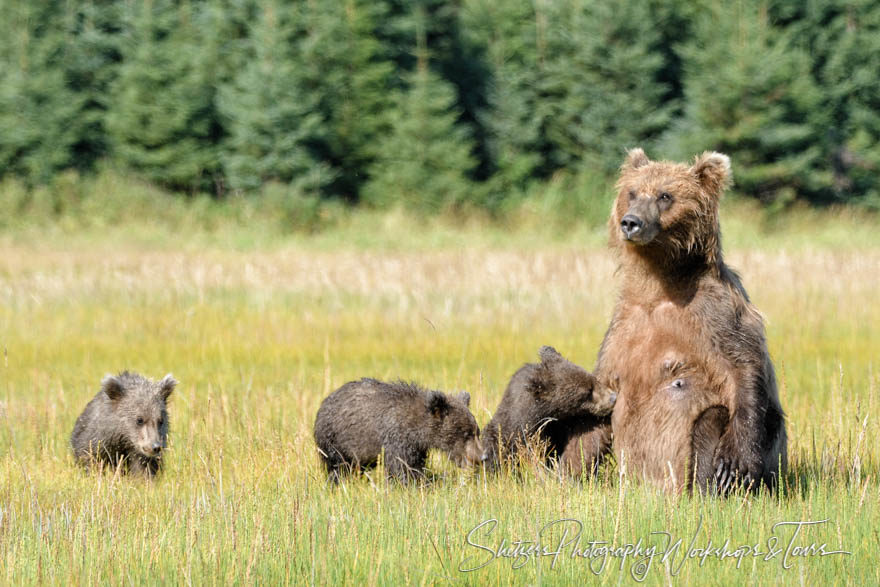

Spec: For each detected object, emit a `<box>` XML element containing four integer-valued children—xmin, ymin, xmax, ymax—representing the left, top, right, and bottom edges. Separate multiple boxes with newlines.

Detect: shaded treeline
<box><xmin>1</xmin><ymin>0</ymin><xmax>878</xmax><ymax>212</ymax></box>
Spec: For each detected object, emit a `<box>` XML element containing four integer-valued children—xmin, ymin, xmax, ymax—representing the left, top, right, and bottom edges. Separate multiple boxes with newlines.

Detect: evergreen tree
<box><xmin>296</xmin><ymin>0</ymin><xmax>396</xmax><ymax>200</ymax></box>
<box><xmin>217</xmin><ymin>2</ymin><xmax>331</xmax><ymax>193</ymax></box>
<box><xmin>363</xmin><ymin>19</ymin><xmax>477</xmax><ymax>214</ymax></box>
<box><xmin>382</xmin><ymin>0</ymin><xmax>492</xmax><ymax>178</ymax></box>
<box><xmin>463</xmin><ymin>0</ymin><xmax>548</xmax><ymax>201</ymax></box>
<box><xmin>106</xmin><ymin>0</ymin><xmax>224</xmax><ymax>192</ymax></box>
<box><xmin>60</xmin><ymin>0</ymin><xmax>126</xmax><ymax>172</ymax></box>
<box><xmin>663</xmin><ymin>1</ymin><xmax>827</xmax><ymax>203</ymax></box>
<box><xmin>0</xmin><ymin>1</ymin><xmax>84</xmax><ymax>183</ymax></box>
<box><xmin>540</xmin><ymin>0</ymin><xmax>675</xmax><ymax>174</ymax></box>
<box><xmin>815</xmin><ymin>0</ymin><xmax>880</xmax><ymax>205</ymax></box>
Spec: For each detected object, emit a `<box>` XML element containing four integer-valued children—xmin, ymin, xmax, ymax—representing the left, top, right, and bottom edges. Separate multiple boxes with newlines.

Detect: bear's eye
<box><xmin>628</xmin><ymin>189</ymin><xmax>637</xmax><ymax>201</ymax></box>
<box><xmin>658</xmin><ymin>191</ymin><xmax>672</xmax><ymax>202</ymax></box>
<box><xmin>671</xmin><ymin>379</ymin><xmax>685</xmax><ymax>389</ymax></box>
<box><xmin>136</xmin><ymin>417</ymin><xmax>145</xmax><ymax>426</ymax></box>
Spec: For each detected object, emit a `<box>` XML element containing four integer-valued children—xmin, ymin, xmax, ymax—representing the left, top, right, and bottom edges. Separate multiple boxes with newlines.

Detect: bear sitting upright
<box><xmin>590</xmin><ymin>148</ymin><xmax>786</xmax><ymax>493</ymax></box>
<box><xmin>482</xmin><ymin>346</ymin><xmax>616</xmax><ymax>476</ymax></box>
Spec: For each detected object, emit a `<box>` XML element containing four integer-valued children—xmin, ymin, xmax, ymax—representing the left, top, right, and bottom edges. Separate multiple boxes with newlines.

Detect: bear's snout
<box><xmin>620</xmin><ymin>214</ymin><xmax>644</xmax><ymax>239</ymax></box>
<box><xmin>461</xmin><ymin>436</ymin><xmax>484</xmax><ymax>467</ymax></box>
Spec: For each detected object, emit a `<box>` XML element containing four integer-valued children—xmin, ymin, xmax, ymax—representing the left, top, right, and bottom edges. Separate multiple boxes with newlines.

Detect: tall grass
<box><xmin>0</xmin><ymin>200</ymin><xmax>878</xmax><ymax>583</ymax></box>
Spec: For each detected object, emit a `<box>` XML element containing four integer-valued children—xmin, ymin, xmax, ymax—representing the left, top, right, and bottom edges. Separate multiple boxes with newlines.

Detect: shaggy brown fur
<box><xmin>71</xmin><ymin>371</ymin><xmax>176</xmax><ymax>478</ymax></box>
<box><xmin>592</xmin><ymin>148</ymin><xmax>787</xmax><ymax>493</ymax></box>
<box><xmin>314</xmin><ymin>378</ymin><xmax>483</xmax><ymax>483</ymax></box>
<box><xmin>481</xmin><ymin>346</ymin><xmax>616</xmax><ymax>476</ymax></box>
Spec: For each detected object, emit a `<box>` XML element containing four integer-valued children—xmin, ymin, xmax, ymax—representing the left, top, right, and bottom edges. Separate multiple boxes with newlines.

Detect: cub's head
<box><xmin>527</xmin><ymin>346</ymin><xmax>617</xmax><ymax>418</ymax></box>
<box><xmin>426</xmin><ymin>390</ymin><xmax>483</xmax><ymax>468</ymax></box>
<box><xmin>612</xmin><ymin>149</ymin><xmax>731</xmax><ymax>264</ymax></box>
<box><xmin>103</xmin><ymin>371</ymin><xmax>176</xmax><ymax>459</ymax></box>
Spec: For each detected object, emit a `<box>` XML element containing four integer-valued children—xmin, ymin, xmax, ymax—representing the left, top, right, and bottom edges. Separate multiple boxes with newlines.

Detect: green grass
<box><xmin>1</xmin><ymin>200</ymin><xmax>879</xmax><ymax>584</ymax></box>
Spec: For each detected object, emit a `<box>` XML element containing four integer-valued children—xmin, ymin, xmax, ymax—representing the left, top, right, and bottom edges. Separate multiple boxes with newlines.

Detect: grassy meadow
<box><xmin>1</xmin><ymin>199</ymin><xmax>879</xmax><ymax>584</ymax></box>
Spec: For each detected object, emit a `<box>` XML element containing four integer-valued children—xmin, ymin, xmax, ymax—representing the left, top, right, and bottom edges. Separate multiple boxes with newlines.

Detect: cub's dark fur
<box><xmin>314</xmin><ymin>378</ymin><xmax>482</xmax><ymax>482</ymax></box>
<box><xmin>71</xmin><ymin>371</ymin><xmax>176</xmax><ymax>478</ymax></box>
<box><xmin>482</xmin><ymin>346</ymin><xmax>616</xmax><ymax>475</ymax></box>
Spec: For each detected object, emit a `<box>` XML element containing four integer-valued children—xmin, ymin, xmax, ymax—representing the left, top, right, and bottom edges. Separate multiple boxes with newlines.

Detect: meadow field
<box><xmin>1</xmin><ymin>203</ymin><xmax>879</xmax><ymax>584</ymax></box>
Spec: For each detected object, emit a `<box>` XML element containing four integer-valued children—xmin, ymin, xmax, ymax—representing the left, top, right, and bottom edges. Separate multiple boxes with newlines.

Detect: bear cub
<box><xmin>314</xmin><ymin>378</ymin><xmax>483</xmax><ymax>482</ymax></box>
<box><xmin>482</xmin><ymin>346</ymin><xmax>616</xmax><ymax>475</ymax></box>
<box><xmin>71</xmin><ymin>371</ymin><xmax>176</xmax><ymax>478</ymax></box>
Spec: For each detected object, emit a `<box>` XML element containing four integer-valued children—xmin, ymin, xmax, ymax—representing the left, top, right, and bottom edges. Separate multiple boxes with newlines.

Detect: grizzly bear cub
<box><xmin>314</xmin><ymin>378</ymin><xmax>483</xmax><ymax>482</ymax></box>
<box><xmin>71</xmin><ymin>371</ymin><xmax>176</xmax><ymax>478</ymax></box>
<box><xmin>481</xmin><ymin>346</ymin><xmax>616</xmax><ymax>475</ymax></box>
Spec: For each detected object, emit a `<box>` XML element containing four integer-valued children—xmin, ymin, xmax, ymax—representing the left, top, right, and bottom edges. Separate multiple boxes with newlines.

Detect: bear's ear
<box><xmin>426</xmin><ymin>391</ymin><xmax>450</xmax><ymax>416</ymax></box>
<box><xmin>456</xmin><ymin>391</ymin><xmax>471</xmax><ymax>407</ymax></box>
<box><xmin>538</xmin><ymin>345</ymin><xmax>562</xmax><ymax>364</ymax></box>
<box><xmin>158</xmin><ymin>374</ymin><xmax>177</xmax><ymax>401</ymax></box>
<box><xmin>101</xmin><ymin>374</ymin><xmax>125</xmax><ymax>400</ymax></box>
<box><xmin>621</xmin><ymin>148</ymin><xmax>650</xmax><ymax>172</ymax></box>
<box><xmin>690</xmin><ymin>151</ymin><xmax>731</xmax><ymax>196</ymax></box>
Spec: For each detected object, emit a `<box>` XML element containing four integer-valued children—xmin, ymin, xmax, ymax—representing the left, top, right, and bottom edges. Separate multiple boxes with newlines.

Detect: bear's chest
<box><xmin>602</xmin><ymin>300</ymin><xmax>729</xmax><ymax>487</ymax></box>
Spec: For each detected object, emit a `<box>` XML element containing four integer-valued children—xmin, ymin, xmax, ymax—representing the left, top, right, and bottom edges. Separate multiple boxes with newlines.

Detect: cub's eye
<box><xmin>658</xmin><ymin>192</ymin><xmax>672</xmax><ymax>202</ymax></box>
<box><xmin>136</xmin><ymin>417</ymin><xmax>145</xmax><ymax>426</ymax></box>
<box><xmin>628</xmin><ymin>190</ymin><xmax>637</xmax><ymax>201</ymax></box>
<box><xmin>671</xmin><ymin>379</ymin><xmax>685</xmax><ymax>389</ymax></box>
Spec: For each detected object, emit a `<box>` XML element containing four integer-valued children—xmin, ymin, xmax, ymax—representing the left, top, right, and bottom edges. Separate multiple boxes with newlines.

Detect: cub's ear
<box><xmin>538</xmin><ymin>345</ymin><xmax>562</xmax><ymax>364</ymax></box>
<box><xmin>456</xmin><ymin>391</ymin><xmax>471</xmax><ymax>407</ymax></box>
<box><xmin>158</xmin><ymin>374</ymin><xmax>177</xmax><ymax>401</ymax></box>
<box><xmin>426</xmin><ymin>391</ymin><xmax>449</xmax><ymax>416</ymax></box>
<box><xmin>690</xmin><ymin>151</ymin><xmax>731</xmax><ymax>196</ymax></box>
<box><xmin>101</xmin><ymin>374</ymin><xmax>125</xmax><ymax>400</ymax></box>
<box><xmin>621</xmin><ymin>148</ymin><xmax>650</xmax><ymax>172</ymax></box>
<box><xmin>526</xmin><ymin>365</ymin><xmax>551</xmax><ymax>397</ymax></box>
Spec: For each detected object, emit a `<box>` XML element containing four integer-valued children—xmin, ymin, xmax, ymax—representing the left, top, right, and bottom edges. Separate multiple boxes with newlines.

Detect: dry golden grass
<box><xmin>0</xmin><ymin>222</ymin><xmax>878</xmax><ymax>583</ymax></box>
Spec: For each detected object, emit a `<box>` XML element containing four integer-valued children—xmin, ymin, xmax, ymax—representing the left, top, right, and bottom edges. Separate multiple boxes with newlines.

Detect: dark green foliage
<box><xmin>217</xmin><ymin>2</ymin><xmax>331</xmax><ymax>194</ymax></box>
<box><xmin>467</xmin><ymin>0</ymin><xmax>676</xmax><ymax>209</ymax></box>
<box><xmin>663</xmin><ymin>1</ymin><xmax>827</xmax><ymax>204</ymax></box>
<box><xmin>0</xmin><ymin>2</ymin><xmax>85</xmax><ymax>183</ymax></box>
<box><xmin>783</xmin><ymin>0</ymin><xmax>880</xmax><ymax>206</ymax></box>
<box><xmin>105</xmin><ymin>0</ymin><xmax>225</xmax><ymax>192</ymax></box>
<box><xmin>823</xmin><ymin>3</ymin><xmax>880</xmax><ymax>206</ymax></box>
<box><xmin>363</xmin><ymin>66</ymin><xmax>477</xmax><ymax>213</ymax></box>
<box><xmin>540</xmin><ymin>1</ymin><xmax>675</xmax><ymax>174</ymax></box>
<box><xmin>294</xmin><ymin>0</ymin><xmax>396</xmax><ymax>200</ymax></box>
<box><xmin>462</xmin><ymin>0</ymin><xmax>546</xmax><ymax>203</ymax></box>
<box><xmin>0</xmin><ymin>0</ymin><xmax>878</xmax><ymax>210</ymax></box>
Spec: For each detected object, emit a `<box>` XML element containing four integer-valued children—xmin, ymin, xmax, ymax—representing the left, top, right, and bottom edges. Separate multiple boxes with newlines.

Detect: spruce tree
<box><xmin>105</xmin><ymin>0</ymin><xmax>223</xmax><ymax>192</ymax></box>
<box><xmin>663</xmin><ymin>1</ymin><xmax>826</xmax><ymax>203</ymax></box>
<box><xmin>296</xmin><ymin>0</ymin><xmax>395</xmax><ymax>200</ymax></box>
<box><xmin>463</xmin><ymin>0</ymin><xmax>548</xmax><ymax>200</ymax></box>
<box><xmin>541</xmin><ymin>0</ymin><xmax>674</xmax><ymax>174</ymax></box>
<box><xmin>217</xmin><ymin>2</ymin><xmax>331</xmax><ymax>194</ymax></box>
<box><xmin>363</xmin><ymin>17</ymin><xmax>477</xmax><ymax>213</ymax></box>
<box><xmin>0</xmin><ymin>1</ymin><xmax>84</xmax><ymax>183</ymax></box>
<box><xmin>816</xmin><ymin>0</ymin><xmax>880</xmax><ymax>205</ymax></box>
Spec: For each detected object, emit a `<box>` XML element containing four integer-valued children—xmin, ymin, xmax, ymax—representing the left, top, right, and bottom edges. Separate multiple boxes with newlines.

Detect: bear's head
<box><xmin>103</xmin><ymin>371</ymin><xmax>176</xmax><ymax>459</ymax></box>
<box><xmin>611</xmin><ymin>148</ymin><xmax>731</xmax><ymax>266</ymax></box>
<box><xmin>528</xmin><ymin>346</ymin><xmax>617</xmax><ymax>418</ymax></box>
<box><xmin>426</xmin><ymin>390</ymin><xmax>484</xmax><ymax>467</ymax></box>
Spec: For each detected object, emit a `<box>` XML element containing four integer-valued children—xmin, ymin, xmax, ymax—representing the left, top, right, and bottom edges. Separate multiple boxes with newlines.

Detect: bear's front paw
<box><xmin>713</xmin><ymin>435</ymin><xmax>761</xmax><ymax>494</ymax></box>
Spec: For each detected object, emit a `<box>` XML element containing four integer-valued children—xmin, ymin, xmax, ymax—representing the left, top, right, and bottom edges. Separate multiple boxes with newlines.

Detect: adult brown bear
<box><xmin>591</xmin><ymin>148</ymin><xmax>787</xmax><ymax>493</ymax></box>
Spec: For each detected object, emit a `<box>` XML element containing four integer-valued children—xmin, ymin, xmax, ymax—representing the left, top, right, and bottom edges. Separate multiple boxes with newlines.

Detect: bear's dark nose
<box><xmin>152</xmin><ymin>442</ymin><xmax>163</xmax><ymax>453</ymax></box>
<box><xmin>620</xmin><ymin>215</ymin><xmax>643</xmax><ymax>238</ymax></box>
